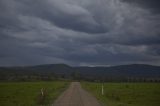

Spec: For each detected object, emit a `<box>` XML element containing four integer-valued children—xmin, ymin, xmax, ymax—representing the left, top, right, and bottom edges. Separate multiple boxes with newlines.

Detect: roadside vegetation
<box><xmin>0</xmin><ymin>81</ymin><xmax>69</xmax><ymax>106</ymax></box>
<box><xmin>82</xmin><ymin>82</ymin><xmax>160</xmax><ymax>106</ymax></box>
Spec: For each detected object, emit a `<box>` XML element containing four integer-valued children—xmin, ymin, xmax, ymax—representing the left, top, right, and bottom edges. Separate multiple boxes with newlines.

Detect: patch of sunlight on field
<box><xmin>82</xmin><ymin>82</ymin><xmax>160</xmax><ymax>106</ymax></box>
<box><xmin>0</xmin><ymin>81</ymin><xmax>69</xmax><ymax>106</ymax></box>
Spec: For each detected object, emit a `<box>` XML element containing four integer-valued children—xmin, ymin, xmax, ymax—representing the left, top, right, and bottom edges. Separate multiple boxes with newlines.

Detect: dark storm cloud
<box><xmin>0</xmin><ymin>0</ymin><xmax>160</xmax><ymax>66</ymax></box>
<box><xmin>121</xmin><ymin>0</ymin><xmax>160</xmax><ymax>13</ymax></box>
<box><xmin>146</xmin><ymin>45</ymin><xmax>160</xmax><ymax>56</ymax></box>
<box><xmin>16</xmin><ymin>0</ymin><xmax>107</xmax><ymax>34</ymax></box>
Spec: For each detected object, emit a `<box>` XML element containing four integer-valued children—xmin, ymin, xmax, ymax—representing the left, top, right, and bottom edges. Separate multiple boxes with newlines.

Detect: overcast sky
<box><xmin>0</xmin><ymin>0</ymin><xmax>160</xmax><ymax>66</ymax></box>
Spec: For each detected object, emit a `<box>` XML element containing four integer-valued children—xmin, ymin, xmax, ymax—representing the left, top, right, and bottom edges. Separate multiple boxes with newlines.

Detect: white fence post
<box><xmin>102</xmin><ymin>84</ymin><xmax>104</xmax><ymax>95</ymax></box>
<box><xmin>41</xmin><ymin>88</ymin><xmax>44</xmax><ymax>96</ymax></box>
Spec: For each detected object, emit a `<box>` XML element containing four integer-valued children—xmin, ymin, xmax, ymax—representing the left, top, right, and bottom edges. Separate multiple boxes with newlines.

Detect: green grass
<box><xmin>0</xmin><ymin>81</ymin><xmax>69</xmax><ymax>106</ymax></box>
<box><xmin>82</xmin><ymin>82</ymin><xmax>160</xmax><ymax>106</ymax></box>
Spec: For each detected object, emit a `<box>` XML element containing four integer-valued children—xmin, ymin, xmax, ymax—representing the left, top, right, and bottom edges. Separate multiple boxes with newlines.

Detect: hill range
<box><xmin>0</xmin><ymin>64</ymin><xmax>160</xmax><ymax>81</ymax></box>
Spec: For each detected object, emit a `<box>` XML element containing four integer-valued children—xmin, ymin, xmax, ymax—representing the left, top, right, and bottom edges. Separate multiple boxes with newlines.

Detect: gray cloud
<box><xmin>16</xmin><ymin>0</ymin><xmax>107</xmax><ymax>33</ymax></box>
<box><xmin>121</xmin><ymin>0</ymin><xmax>160</xmax><ymax>13</ymax></box>
<box><xmin>0</xmin><ymin>0</ymin><xmax>160</xmax><ymax>66</ymax></box>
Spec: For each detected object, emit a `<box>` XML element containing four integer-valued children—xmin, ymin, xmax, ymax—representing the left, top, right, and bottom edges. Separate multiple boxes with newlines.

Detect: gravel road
<box><xmin>53</xmin><ymin>82</ymin><xmax>101</xmax><ymax>106</ymax></box>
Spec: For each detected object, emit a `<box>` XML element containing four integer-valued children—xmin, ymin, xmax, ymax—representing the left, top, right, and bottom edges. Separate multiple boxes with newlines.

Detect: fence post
<box><xmin>41</xmin><ymin>88</ymin><xmax>44</xmax><ymax>96</ymax></box>
<box><xmin>102</xmin><ymin>84</ymin><xmax>104</xmax><ymax>95</ymax></box>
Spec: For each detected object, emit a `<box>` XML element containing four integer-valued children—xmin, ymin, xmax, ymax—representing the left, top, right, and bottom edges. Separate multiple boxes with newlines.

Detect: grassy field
<box><xmin>0</xmin><ymin>81</ymin><xmax>69</xmax><ymax>106</ymax></box>
<box><xmin>82</xmin><ymin>82</ymin><xmax>160</xmax><ymax>106</ymax></box>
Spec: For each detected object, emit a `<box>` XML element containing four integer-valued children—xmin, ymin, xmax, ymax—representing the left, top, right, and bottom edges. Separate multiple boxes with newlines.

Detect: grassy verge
<box><xmin>81</xmin><ymin>82</ymin><xmax>160</xmax><ymax>106</ymax></box>
<box><xmin>0</xmin><ymin>81</ymin><xmax>69</xmax><ymax>106</ymax></box>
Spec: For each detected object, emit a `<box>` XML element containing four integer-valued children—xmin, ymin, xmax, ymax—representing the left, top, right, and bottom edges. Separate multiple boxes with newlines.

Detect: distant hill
<box><xmin>27</xmin><ymin>64</ymin><xmax>73</xmax><ymax>75</ymax></box>
<box><xmin>0</xmin><ymin>64</ymin><xmax>160</xmax><ymax>81</ymax></box>
<box><xmin>75</xmin><ymin>64</ymin><xmax>160</xmax><ymax>81</ymax></box>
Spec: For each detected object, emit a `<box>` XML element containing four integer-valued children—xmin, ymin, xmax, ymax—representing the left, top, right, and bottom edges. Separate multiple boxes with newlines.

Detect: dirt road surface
<box><xmin>53</xmin><ymin>82</ymin><xmax>101</xmax><ymax>106</ymax></box>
